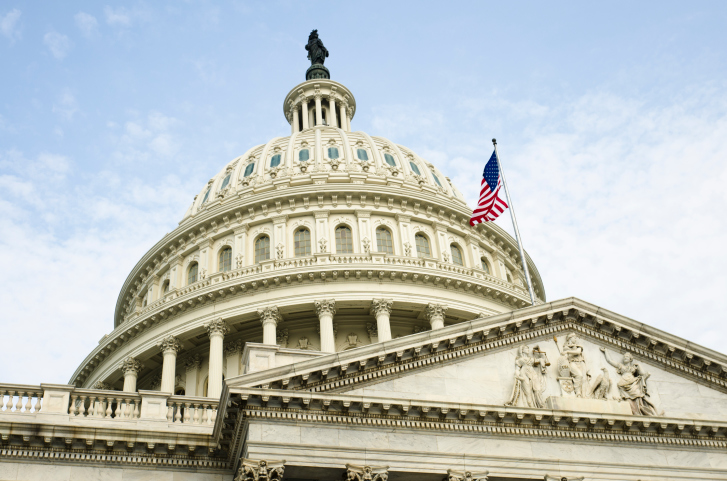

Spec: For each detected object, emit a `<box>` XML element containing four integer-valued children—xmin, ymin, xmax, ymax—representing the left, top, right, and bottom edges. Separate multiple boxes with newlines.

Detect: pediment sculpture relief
<box><xmin>505</xmin><ymin>344</ymin><xmax>549</xmax><ymax>408</ymax></box>
<box><xmin>601</xmin><ymin>347</ymin><xmax>663</xmax><ymax>416</ymax></box>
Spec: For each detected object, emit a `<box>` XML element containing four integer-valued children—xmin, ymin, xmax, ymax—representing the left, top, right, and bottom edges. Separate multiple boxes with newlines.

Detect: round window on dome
<box><xmin>299</xmin><ymin>149</ymin><xmax>309</xmax><ymax>162</ymax></box>
<box><xmin>409</xmin><ymin>162</ymin><xmax>421</xmax><ymax>176</ymax></box>
<box><xmin>270</xmin><ymin>154</ymin><xmax>281</xmax><ymax>168</ymax></box>
<box><xmin>357</xmin><ymin>149</ymin><xmax>369</xmax><ymax>161</ymax></box>
<box><xmin>220</xmin><ymin>173</ymin><xmax>231</xmax><ymax>190</ymax></box>
<box><xmin>243</xmin><ymin>163</ymin><xmax>255</xmax><ymax>177</ymax></box>
<box><xmin>384</xmin><ymin>153</ymin><xmax>396</xmax><ymax>167</ymax></box>
<box><xmin>432</xmin><ymin>172</ymin><xmax>442</xmax><ymax>187</ymax></box>
<box><xmin>328</xmin><ymin>147</ymin><xmax>339</xmax><ymax>159</ymax></box>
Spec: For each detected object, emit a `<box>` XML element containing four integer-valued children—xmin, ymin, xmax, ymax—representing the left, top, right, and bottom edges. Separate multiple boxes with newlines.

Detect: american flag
<box><xmin>470</xmin><ymin>150</ymin><xmax>508</xmax><ymax>225</ymax></box>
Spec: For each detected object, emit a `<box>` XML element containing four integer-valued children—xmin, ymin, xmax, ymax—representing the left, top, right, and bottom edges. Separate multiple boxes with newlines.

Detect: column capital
<box><xmin>446</xmin><ymin>469</ymin><xmax>489</xmax><ymax>481</ymax></box>
<box><xmin>314</xmin><ymin>299</ymin><xmax>336</xmax><ymax>317</ymax></box>
<box><xmin>370</xmin><ymin>299</ymin><xmax>393</xmax><ymax>317</ymax></box>
<box><xmin>237</xmin><ymin>459</ymin><xmax>286</xmax><ymax>481</ymax></box>
<box><xmin>258</xmin><ymin>306</ymin><xmax>282</xmax><ymax>326</ymax></box>
<box><xmin>157</xmin><ymin>335</ymin><xmax>183</xmax><ymax>355</ymax></box>
<box><xmin>224</xmin><ymin>339</ymin><xmax>244</xmax><ymax>357</ymax></box>
<box><xmin>183</xmin><ymin>354</ymin><xmax>202</xmax><ymax>372</ymax></box>
<box><xmin>205</xmin><ymin>318</ymin><xmax>230</xmax><ymax>337</ymax></box>
<box><xmin>119</xmin><ymin>356</ymin><xmax>144</xmax><ymax>376</ymax></box>
<box><xmin>424</xmin><ymin>303</ymin><xmax>448</xmax><ymax>320</ymax></box>
<box><xmin>234</xmin><ymin>223</ymin><xmax>250</xmax><ymax>234</ymax></box>
<box><xmin>345</xmin><ymin>464</ymin><xmax>389</xmax><ymax>481</ymax></box>
<box><xmin>93</xmin><ymin>381</ymin><xmax>112</xmax><ymax>390</ymax></box>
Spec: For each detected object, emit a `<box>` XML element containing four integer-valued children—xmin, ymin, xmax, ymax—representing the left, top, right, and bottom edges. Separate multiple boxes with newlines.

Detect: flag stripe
<box><xmin>469</xmin><ymin>150</ymin><xmax>508</xmax><ymax>225</ymax></box>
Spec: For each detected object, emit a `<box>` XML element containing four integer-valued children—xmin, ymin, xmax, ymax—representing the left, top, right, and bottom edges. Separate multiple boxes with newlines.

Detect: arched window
<box><xmin>328</xmin><ymin>147</ymin><xmax>339</xmax><ymax>159</ymax></box>
<box><xmin>187</xmin><ymin>262</ymin><xmax>199</xmax><ymax>285</ymax></box>
<box><xmin>409</xmin><ymin>162</ymin><xmax>421</xmax><ymax>176</ymax></box>
<box><xmin>450</xmin><ymin>244</ymin><xmax>464</xmax><ymax>266</ymax></box>
<box><xmin>294</xmin><ymin>228</ymin><xmax>311</xmax><ymax>257</ymax></box>
<box><xmin>376</xmin><ymin>227</ymin><xmax>393</xmax><ymax>254</ymax></box>
<box><xmin>219</xmin><ymin>247</ymin><xmax>232</xmax><ymax>272</ymax></box>
<box><xmin>243</xmin><ymin>163</ymin><xmax>255</xmax><ymax>177</ymax></box>
<box><xmin>480</xmin><ymin>257</ymin><xmax>490</xmax><ymax>274</ymax></box>
<box><xmin>357</xmin><ymin>149</ymin><xmax>369</xmax><ymax>161</ymax></box>
<box><xmin>200</xmin><ymin>188</ymin><xmax>211</xmax><ymax>205</ymax></box>
<box><xmin>162</xmin><ymin>279</ymin><xmax>170</xmax><ymax>295</ymax></box>
<box><xmin>335</xmin><ymin>226</ymin><xmax>353</xmax><ymax>253</ymax></box>
<box><xmin>299</xmin><ymin>149</ymin><xmax>309</xmax><ymax>161</ymax></box>
<box><xmin>432</xmin><ymin>172</ymin><xmax>443</xmax><ymax>187</ymax></box>
<box><xmin>270</xmin><ymin>154</ymin><xmax>281</xmax><ymax>168</ymax></box>
<box><xmin>219</xmin><ymin>173</ymin><xmax>231</xmax><ymax>190</ymax></box>
<box><xmin>384</xmin><ymin>153</ymin><xmax>396</xmax><ymax>167</ymax></box>
<box><xmin>255</xmin><ymin>236</ymin><xmax>270</xmax><ymax>263</ymax></box>
<box><xmin>415</xmin><ymin>234</ymin><xmax>430</xmax><ymax>258</ymax></box>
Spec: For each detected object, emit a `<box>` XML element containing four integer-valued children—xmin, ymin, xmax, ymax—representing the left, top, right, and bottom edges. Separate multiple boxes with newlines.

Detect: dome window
<box><xmin>335</xmin><ymin>226</ymin><xmax>353</xmax><ymax>253</ymax></box>
<box><xmin>432</xmin><ymin>172</ymin><xmax>443</xmax><ymax>187</ymax></box>
<box><xmin>255</xmin><ymin>236</ymin><xmax>270</xmax><ymax>263</ymax></box>
<box><xmin>200</xmin><ymin>188</ymin><xmax>211</xmax><ymax>205</ymax></box>
<box><xmin>243</xmin><ymin>163</ymin><xmax>255</xmax><ymax>177</ymax></box>
<box><xmin>376</xmin><ymin>227</ymin><xmax>393</xmax><ymax>254</ymax></box>
<box><xmin>219</xmin><ymin>247</ymin><xmax>232</xmax><ymax>272</ymax></box>
<box><xmin>187</xmin><ymin>262</ymin><xmax>199</xmax><ymax>285</ymax></box>
<box><xmin>480</xmin><ymin>257</ymin><xmax>490</xmax><ymax>274</ymax></box>
<box><xmin>328</xmin><ymin>147</ymin><xmax>339</xmax><ymax>159</ymax></box>
<box><xmin>450</xmin><ymin>244</ymin><xmax>464</xmax><ymax>266</ymax></box>
<box><xmin>415</xmin><ymin>234</ymin><xmax>430</xmax><ymax>258</ymax></box>
<box><xmin>220</xmin><ymin>173</ymin><xmax>231</xmax><ymax>190</ymax></box>
<box><xmin>384</xmin><ymin>153</ymin><xmax>396</xmax><ymax>167</ymax></box>
<box><xmin>357</xmin><ymin>149</ymin><xmax>369</xmax><ymax>161</ymax></box>
<box><xmin>299</xmin><ymin>149</ymin><xmax>310</xmax><ymax>161</ymax></box>
<box><xmin>162</xmin><ymin>279</ymin><xmax>170</xmax><ymax>295</ymax></box>
<box><xmin>294</xmin><ymin>228</ymin><xmax>311</xmax><ymax>257</ymax></box>
<box><xmin>270</xmin><ymin>154</ymin><xmax>281</xmax><ymax>168</ymax></box>
<box><xmin>409</xmin><ymin>162</ymin><xmax>421</xmax><ymax>176</ymax></box>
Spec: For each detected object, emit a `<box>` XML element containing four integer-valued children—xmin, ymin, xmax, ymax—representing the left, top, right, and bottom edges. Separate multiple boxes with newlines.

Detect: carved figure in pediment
<box><xmin>235</xmin><ymin>459</ymin><xmax>285</xmax><ymax>481</ymax></box>
<box><xmin>345</xmin><ymin>464</ymin><xmax>389</xmax><ymax>481</ymax></box>
<box><xmin>600</xmin><ymin>348</ymin><xmax>662</xmax><ymax>416</ymax></box>
<box><xmin>588</xmin><ymin>367</ymin><xmax>612</xmax><ymax>400</ymax></box>
<box><xmin>554</xmin><ymin>334</ymin><xmax>588</xmax><ymax>397</ymax></box>
<box><xmin>505</xmin><ymin>344</ymin><xmax>549</xmax><ymax>408</ymax></box>
<box><xmin>444</xmin><ymin>469</ymin><xmax>488</xmax><ymax>481</ymax></box>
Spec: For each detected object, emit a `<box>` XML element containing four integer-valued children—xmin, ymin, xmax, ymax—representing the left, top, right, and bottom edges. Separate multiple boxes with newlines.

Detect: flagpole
<box><xmin>492</xmin><ymin>138</ymin><xmax>536</xmax><ymax>306</ymax></box>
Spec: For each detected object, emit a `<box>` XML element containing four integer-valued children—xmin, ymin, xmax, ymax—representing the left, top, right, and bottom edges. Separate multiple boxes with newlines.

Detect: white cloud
<box><xmin>52</xmin><ymin>90</ymin><xmax>79</xmax><ymax>120</ymax></box>
<box><xmin>43</xmin><ymin>31</ymin><xmax>72</xmax><ymax>60</ymax></box>
<box><xmin>116</xmin><ymin>111</ymin><xmax>180</xmax><ymax>160</ymax></box>
<box><xmin>0</xmin><ymin>8</ymin><xmax>21</xmax><ymax>42</ymax></box>
<box><xmin>74</xmin><ymin>12</ymin><xmax>99</xmax><ymax>38</ymax></box>
<box><xmin>104</xmin><ymin>6</ymin><xmax>131</xmax><ymax>27</ymax></box>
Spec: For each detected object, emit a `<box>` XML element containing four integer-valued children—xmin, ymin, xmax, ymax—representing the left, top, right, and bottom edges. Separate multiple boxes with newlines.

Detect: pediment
<box><xmin>226</xmin><ymin>297</ymin><xmax>727</xmax><ymax>421</ymax></box>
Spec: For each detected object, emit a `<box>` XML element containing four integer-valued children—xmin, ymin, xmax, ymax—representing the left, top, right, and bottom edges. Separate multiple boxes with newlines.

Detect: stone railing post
<box><xmin>120</xmin><ymin>357</ymin><xmax>144</xmax><ymax>392</ymax></box>
<box><xmin>370</xmin><ymin>299</ymin><xmax>393</xmax><ymax>342</ymax></box>
<box><xmin>258</xmin><ymin>307</ymin><xmax>282</xmax><ymax>345</ymax></box>
<box><xmin>425</xmin><ymin>303</ymin><xmax>448</xmax><ymax>330</ymax></box>
<box><xmin>205</xmin><ymin>318</ymin><xmax>230</xmax><ymax>398</ymax></box>
<box><xmin>315</xmin><ymin>299</ymin><xmax>336</xmax><ymax>353</ymax></box>
<box><xmin>157</xmin><ymin>336</ymin><xmax>183</xmax><ymax>393</ymax></box>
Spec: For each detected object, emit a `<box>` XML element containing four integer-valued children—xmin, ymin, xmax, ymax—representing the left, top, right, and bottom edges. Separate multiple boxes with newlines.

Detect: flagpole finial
<box><xmin>492</xmin><ymin>138</ymin><xmax>497</xmax><ymax>145</ymax></box>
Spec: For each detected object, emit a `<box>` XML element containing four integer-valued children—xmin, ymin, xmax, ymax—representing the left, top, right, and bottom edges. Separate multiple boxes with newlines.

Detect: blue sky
<box><xmin>2</xmin><ymin>2</ymin><xmax>727</xmax><ymax>384</ymax></box>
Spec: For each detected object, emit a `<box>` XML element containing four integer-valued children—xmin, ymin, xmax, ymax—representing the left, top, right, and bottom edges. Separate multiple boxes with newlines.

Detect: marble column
<box><xmin>258</xmin><ymin>306</ymin><xmax>281</xmax><ymax>345</ymax></box>
<box><xmin>205</xmin><ymin>318</ymin><xmax>230</xmax><ymax>398</ymax></box>
<box><xmin>292</xmin><ymin>105</ymin><xmax>300</xmax><ymax>133</ymax></box>
<box><xmin>183</xmin><ymin>354</ymin><xmax>201</xmax><ymax>397</ymax></box>
<box><xmin>370</xmin><ymin>299</ymin><xmax>393</xmax><ymax>342</ymax></box>
<box><xmin>328</xmin><ymin>96</ymin><xmax>337</xmax><ymax>128</ymax></box>
<box><xmin>425</xmin><ymin>303</ymin><xmax>448</xmax><ymax>330</ymax></box>
<box><xmin>120</xmin><ymin>357</ymin><xmax>144</xmax><ymax>392</ymax></box>
<box><xmin>339</xmin><ymin>103</ymin><xmax>347</xmax><ymax>131</ymax></box>
<box><xmin>301</xmin><ymin>100</ymin><xmax>310</xmax><ymax>130</ymax></box>
<box><xmin>314</xmin><ymin>93</ymin><xmax>323</xmax><ymax>126</ymax></box>
<box><xmin>315</xmin><ymin>299</ymin><xmax>336</xmax><ymax>353</ymax></box>
<box><xmin>157</xmin><ymin>335</ymin><xmax>183</xmax><ymax>394</ymax></box>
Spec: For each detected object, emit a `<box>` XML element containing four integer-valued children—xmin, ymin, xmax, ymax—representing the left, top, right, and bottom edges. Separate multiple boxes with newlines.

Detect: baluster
<box><xmin>183</xmin><ymin>402</ymin><xmax>191</xmax><ymax>423</ymax></box>
<box><xmin>174</xmin><ymin>402</ymin><xmax>182</xmax><ymax>423</ymax></box>
<box><xmin>166</xmin><ymin>403</ymin><xmax>174</xmax><ymax>422</ymax></box>
<box><xmin>203</xmin><ymin>403</ymin><xmax>211</xmax><ymax>424</ymax></box>
<box><xmin>68</xmin><ymin>394</ymin><xmax>77</xmax><ymax>415</ymax></box>
<box><xmin>124</xmin><ymin>398</ymin><xmax>132</xmax><ymax>418</ymax></box>
<box><xmin>90</xmin><ymin>396</ymin><xmax>98</xmax><ymax>417</ymax></box>
<box><xmin>211</xmin><ymin>405</ymin><xmax>217</xmax><ymax>423</ymax></box>
<box><xmin>12</xmin><ymin>391</ymin><xmax>22</xmax><ymax>412</ymax></box>
<box><xmin>133</xmin><ymin>399</ymin><xmax>140</xmax><ymax>419</ymax></box>
<box><xmin>79</xmin><ymin>395</ymin><xmax>88</xmax><ymax>416</ymax></box>
<box><xmin>193</xmin><ymin>404</ymin><xmax>200</xmax><ymax>424</ymax></box>
<box><xmin>105</xmin><ymin>397</ymin><xmax>112</xmax><ymax>417</ymax></box>
<box><xmin>0</xmin><ymin>390</ymin><xmax>7</xmax><ymax>411</ymax></box>
<box><xmin>33</xmin><ymin>391</ymin><xmax>41</xmax><ymax>412</ymax></box>
<box><xmin>24</xmin><ymin>392</ymin><xmax>32</xmax><ymax>412</ymax></box>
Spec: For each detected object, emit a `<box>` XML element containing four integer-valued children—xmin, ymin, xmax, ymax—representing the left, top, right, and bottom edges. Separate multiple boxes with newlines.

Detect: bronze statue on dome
<box><xmin>305</xmin><ymin>29</ymin><xmax>329</xmax><ymax>65</ymax></box>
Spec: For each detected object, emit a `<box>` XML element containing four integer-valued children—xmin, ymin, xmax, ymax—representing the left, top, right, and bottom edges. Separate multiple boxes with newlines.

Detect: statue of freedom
<box><xmin>305</xmin><ymin>30</ymin><xmax>329</xmax><ymax>65</ymax></box>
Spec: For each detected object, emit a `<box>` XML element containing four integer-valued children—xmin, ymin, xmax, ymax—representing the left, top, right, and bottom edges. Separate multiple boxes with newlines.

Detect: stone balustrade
<box><xmin>166</xmin><ymin>395</ymin><xmax>218</xmax><ymax>424</ymax></box>
<box><xmin>0</xmin><ymin>384</ymin><xmax>43</xmax><ymax>414</ymax></box>
<box><xmin>69</xmin><ymin>389</ymin><xmax>142</xmax><ymax>420</ymax></box>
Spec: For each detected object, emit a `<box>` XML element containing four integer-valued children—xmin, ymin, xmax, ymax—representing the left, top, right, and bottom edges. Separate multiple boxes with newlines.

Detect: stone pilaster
<box><xmin>258</xmin><ymin>307</ymin><xmax>282</xmax><ymax>345</ymax></box>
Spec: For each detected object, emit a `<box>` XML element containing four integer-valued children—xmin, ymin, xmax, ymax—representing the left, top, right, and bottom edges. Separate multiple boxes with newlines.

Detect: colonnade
<box><xmin>289</xmin><ymin>93</ymin><xmax>351</xmax><ymax>134</ymax></box>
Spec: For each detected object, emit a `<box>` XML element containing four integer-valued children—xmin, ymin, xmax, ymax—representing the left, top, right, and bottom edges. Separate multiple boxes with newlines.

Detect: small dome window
<box><xmin>219</xmin><ymin>247</ymin><xmax>232</xmax><ymax>272</ymax></box>
<box><xmin>432</xmin><ymin>172</ymin><xmax>443</xmax><ymax>187</ymax></box>
<box><xmin>270</xmin><ymin>154</ymin><xmax>281</xmax><ymax>168</ymax></box>
<box><xmin>243</xmin><ymin>163</ymin><xmax>255</xmax><ymax>177</ymax></box>
<box><xmin>376</xmin><ymin>227</ymin><xmax>393</xmax><ymax>254</ymax></box>
<box><xmin>299</xmin><ymin>149</ymin><xmax>309</xmax><ymax>161</ymax></box>
<box><xmin>200</xmin><ymin>188</ymin><xmax>211</xmax><ymax>205</ymax></box>
<box><xmin>255</xmin><ymin>236</ymin><xmax>271</xmax><ymax>263</ymax></box>
<box><xmin>480</xmin><ymin>257</ymin><xmax>490</xmax><ymax>274</ymax></box>
<box><xmin>187</xmin><ymin>262</ymin><xmax>199</xmax><ymax>285</ymax></box>
<box><xmin>294</xmin><ymin>228</ymin><xmax>311</xmax><ymax>257</ymax></box>
<box><xmin>450</xmin><ymin>244</ymin><xmax>464</xmax><ymax>266</ymax></box>
<box><xmin>384</xmin><ymin>153</ymin><xmax>396</xmax><ymax>167</ymax></box>
<box><xmin>409</xmin><ymin>162</ymin><xmax>421</xmax><ymax>176</ymax></box>
<box><xmin>357</xmin><ymin>149</ymin><xmax>369</xmax><ymax>161</ymax></box>
<box><xmin>162</xmin><ymin>279</ymin><xmax>170</xmax><ymax>295</ymax></box>
<box><xmin>220</xmin><ymin>173</ymin><xmax>231</xmax><ymax>190</ymax></box>
<box><xmin>328</xmin><ymin>147</ymin><xmax>339</xmax><ymax>159</ymax></box>
<box><xmin>415</xmin><ymin>234</ymin><xmax>430</xmax><ymax>257</ymax></box>
<box><xmin>335</xmin><ymin>226</ymin><xmax>353</xmax><ymax>253</ymax></box>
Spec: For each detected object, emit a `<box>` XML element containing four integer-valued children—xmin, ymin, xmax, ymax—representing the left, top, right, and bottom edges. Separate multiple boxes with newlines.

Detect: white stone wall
<box><xmin>0</xmin><ymin>463</ymin><xmax>232</xmax><ymax>481</ymax></box>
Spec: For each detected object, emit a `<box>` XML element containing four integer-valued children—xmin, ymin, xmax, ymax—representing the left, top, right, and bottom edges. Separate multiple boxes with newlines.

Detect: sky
<box><xmin>2</xmin><ymin>1</ymin><xmax>727</xmax><ymax>385</ymax></box>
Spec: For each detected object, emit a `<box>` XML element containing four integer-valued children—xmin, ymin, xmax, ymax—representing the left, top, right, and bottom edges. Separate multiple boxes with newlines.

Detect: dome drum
<box><xmin>283</xmin><ymin>79</ymin><xmax>356</xmax><ymax>133</ymax></box>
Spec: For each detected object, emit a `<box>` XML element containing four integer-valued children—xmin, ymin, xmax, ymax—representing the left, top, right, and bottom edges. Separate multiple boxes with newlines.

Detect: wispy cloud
<box><xmin>43</xmin><ymin>31</ymin><xmax>72</xmax><ymax>60</ymax></box>
<box><xmin>104</xmin><ymin>5</ymin><xmax>150</xmax><ymax>28</ymax></box>
<box><xmin>74</xmin><ymin>12</ymin><xmax>99</xmax><ymax>38</ymax></box>
<box><xmin>52</xmin><ymin>90</ymin><xmax>79</xmax><ymax>120</ymax></box>
<box><xmin>0</xmin><ymin>8</ymin><xmax>21</xmax><ymax>42</ymax></box>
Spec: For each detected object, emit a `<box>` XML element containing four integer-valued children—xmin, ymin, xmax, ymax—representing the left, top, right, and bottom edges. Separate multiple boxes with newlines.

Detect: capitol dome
<box><xmin>70</xmin><ymin>69</ymin><xmax>545</xmax><ymax>396</ymax></box>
